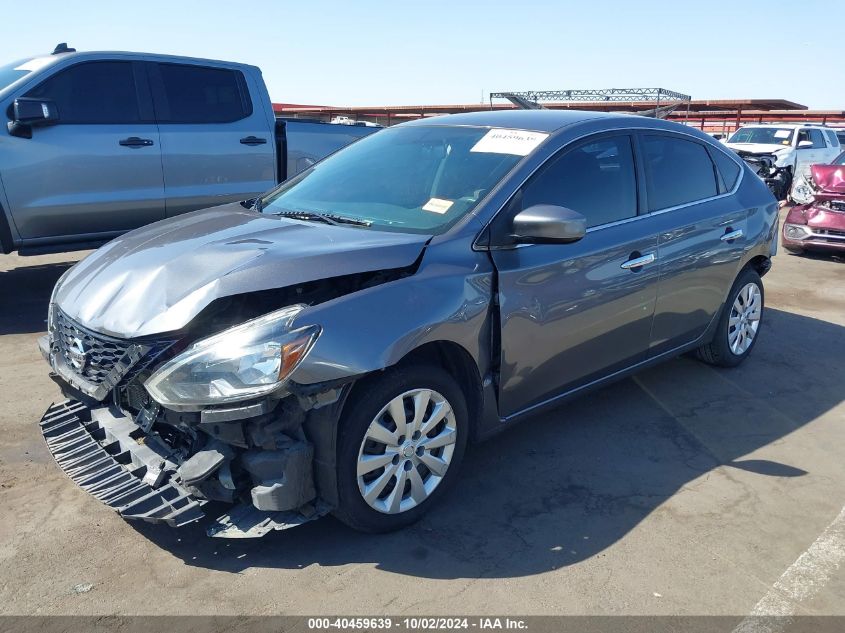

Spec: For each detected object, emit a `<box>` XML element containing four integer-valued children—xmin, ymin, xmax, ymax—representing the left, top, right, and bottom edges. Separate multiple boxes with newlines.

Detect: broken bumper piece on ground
<box><xmin>39</xmin><ymin>399</ymin><xmax>326</xmax><ymax>537</ymax></box>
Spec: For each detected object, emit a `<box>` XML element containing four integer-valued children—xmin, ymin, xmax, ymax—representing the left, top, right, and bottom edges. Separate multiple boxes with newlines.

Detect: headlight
<box><xmin>784</xmin><ymin>223</ymin><xmax>811</xmax><ymax>240</ymax></box>
<box><xmin>145</xmin><ymin>305</ymin><xmax>320</xmax><ymax>409</ymax></box>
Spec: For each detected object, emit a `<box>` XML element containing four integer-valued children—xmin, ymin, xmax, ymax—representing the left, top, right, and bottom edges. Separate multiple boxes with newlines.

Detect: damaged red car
<box><xmin>782</xmin><ymin>153</ymin><xmax>845</xmax><ymax>254</ymax></box>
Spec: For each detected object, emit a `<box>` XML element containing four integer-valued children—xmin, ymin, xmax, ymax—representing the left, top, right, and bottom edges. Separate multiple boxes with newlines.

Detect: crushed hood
<box><xmin>55</xmin><ymin>203</ymin><xmax>430</xmax><ymax>338</ymax></box>
<box><xmin>810</xmin><ymin>164</ymin><xmax>845</xmax><ymax>197</ymax></box>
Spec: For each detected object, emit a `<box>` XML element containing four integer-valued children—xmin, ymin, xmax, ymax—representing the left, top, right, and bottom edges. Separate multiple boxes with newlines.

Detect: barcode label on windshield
<box><xmin>471</xmin><ymin>129</ymin><xmax>549</xmax><ymax>156</ymax></box>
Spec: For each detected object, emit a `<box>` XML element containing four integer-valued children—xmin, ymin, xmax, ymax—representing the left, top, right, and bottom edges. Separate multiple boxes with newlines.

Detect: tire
<box><xmin>333</xmin><ymin>364</ymin><xmax>469</xmax><ymax>533</ymax></box>
<box><xmin>695</xmin><ymin>267</ymin><xmax>764</xmax><ymax>368</ymax></box>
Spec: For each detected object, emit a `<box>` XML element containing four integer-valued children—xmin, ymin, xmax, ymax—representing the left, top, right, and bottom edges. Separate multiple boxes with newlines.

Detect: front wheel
<box><xmin>333</xmin><ymin>365</ymin><xmax>468</xmax><ymax>532</ymax></box>
<box><xmin>695</xmin><ymin>268</ymin><xmax>764</xmax><ymax>368</ymax></box>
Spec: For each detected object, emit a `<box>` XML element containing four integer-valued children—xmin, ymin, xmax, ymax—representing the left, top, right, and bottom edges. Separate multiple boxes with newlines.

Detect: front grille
<box><xmin>53</xmin><ymin>310</ymin><xmax>176</xmax><ymax>397</ymax></box>
<box><xmin>56</xmin><ymin>311</ymin><xmax>133</xmax><ymax>385</ymax></box>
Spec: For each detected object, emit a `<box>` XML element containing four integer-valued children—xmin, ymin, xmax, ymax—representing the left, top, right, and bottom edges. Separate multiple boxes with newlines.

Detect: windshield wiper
<box><xmin>273</xmin><ymin>209</ymin><xmax>371</xmax><ymax>227</ymax></box>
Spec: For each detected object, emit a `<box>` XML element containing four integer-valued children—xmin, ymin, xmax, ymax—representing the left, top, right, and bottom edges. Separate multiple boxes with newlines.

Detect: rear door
<box><xmin>642</xmin><ymin>132</ymin><xmax>747</xmax><ymax>355</ymax></box>
<box><xmin>3</xmin><ymin>60</ymin><xmax>164</xmax><ymax>242</ymax></box>
<box><xmin>490</xmin><ymin>133</ymin><xmax>660</xmax><ymax>418</ymax></box>
<box><xmin>148</xmin><ymin>62</ymin><xmax>275</xmax><ymax>216</ymax></box>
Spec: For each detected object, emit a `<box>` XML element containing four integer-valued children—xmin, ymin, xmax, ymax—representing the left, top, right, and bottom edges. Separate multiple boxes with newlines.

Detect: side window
<box><xmin>642</xmin><ymin>135</ymin><xmax>718</xmax><ymax>211</ymax></box>
<box><xmin>521</xmin><ymin>135</ymin><xmax>638</xmax><ymax>228</ymax></box>
<box><xmin>153</xmin><ymin>63</ymin><xmax>251</xmax><ymax>123</ymax></box>
<box><xmin>808</xmin><ymin>129</ymin><xmax>827</xmax><ymax>149</ymax></box>
<box><xmin>708</xmin><ymin>147</ymin><xmax>741</xmax><ymax>193</ymax></box>
<box><xmin>824</xmin><ymin>130</ymin><xmax>840</xmax><ymax>148</ymax></box>
<box><xmin>25</xmin><ymin>61</ymin><xmax>140</xmax><ymax>123</ymax></box>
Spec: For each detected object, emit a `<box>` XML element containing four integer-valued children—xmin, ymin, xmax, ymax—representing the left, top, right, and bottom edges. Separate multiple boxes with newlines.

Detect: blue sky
<box><xmin>2</xmin><ymin>0</ymin><xmax>843</xmax><ymax>109</ymax></box>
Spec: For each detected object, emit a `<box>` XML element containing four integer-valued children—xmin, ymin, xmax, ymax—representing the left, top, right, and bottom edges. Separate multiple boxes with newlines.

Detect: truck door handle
<box><xmin>720</xmin><ymin>229</ymin><xmax>744</xmax><ymax>242</ymax></box>
<box><xmin>240</xmin><ymin>136</ymin><xmax>267</xmax><ymax>146</ymax></box>
<box><xmin>620</xmin><ymin>252</ymin><xmax>656</xmax><ymax>270</ymax></box>
<box><xmin>119</xmin><ymin>137</ymin><xmax>154</xmax><ymax>148</ymax></box>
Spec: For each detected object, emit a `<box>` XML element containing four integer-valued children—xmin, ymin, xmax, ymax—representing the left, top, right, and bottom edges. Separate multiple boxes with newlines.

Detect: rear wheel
<box><xmin>333</xmin><ymin>365</ymin><xmax>468</xmax><ymax>532</ymax></box>
<box><xmin>696</xmin><ymin>268</ymin><xmax>764</xmax><ymax>368</ymax></box>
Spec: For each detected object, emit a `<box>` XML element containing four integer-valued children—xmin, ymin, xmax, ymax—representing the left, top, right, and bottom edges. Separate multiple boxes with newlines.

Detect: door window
<box><xmin>808</xmin><ymin>129</ymin><xmax>827</xmax><ymax>149</ymax></box>
<box><xmin>642</xmin><ymin>135</ymin><xmax>718</xmax><ymax>211</ymax></box>
<box><xmin>824</xmin><ymin>130</ymin><xmax>840</xmax><ymax>148</ymax></box>
<box><xmin>520</xmin><ymin>135</ymin><xmax>638</xmax><ymax>228</ymax></box>
<box><xmin>708</xmin><ymin>146</ymin><xmax>741</xmax><ymax>193</ymax></box>
<box><xmin>25</xmin><ymin>61</ymin><xmax>140</xmax><ymax>123</ymax></box>
<box><xmin>152</xmin><ymin>63</ymin><xmax>251</xmax><ymax>123</ymax></box>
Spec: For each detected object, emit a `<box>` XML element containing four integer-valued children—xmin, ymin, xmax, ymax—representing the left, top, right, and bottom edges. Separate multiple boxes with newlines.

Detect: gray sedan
<box><xmin>39</xmin><ymin>110</ymin><xmax>778</xmax><ymax>536</ymax></box>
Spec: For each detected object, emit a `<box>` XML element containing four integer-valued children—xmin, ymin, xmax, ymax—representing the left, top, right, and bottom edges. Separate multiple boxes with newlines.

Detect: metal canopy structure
<box><xmin>489</xmin><ymin>88</ymin><xmax>692</xmax><ymax>119</ymax></box>
<box><xmin>490</xmin><ymin>87</ymin><xmax>691</xmax><ymax>105</ymax></box>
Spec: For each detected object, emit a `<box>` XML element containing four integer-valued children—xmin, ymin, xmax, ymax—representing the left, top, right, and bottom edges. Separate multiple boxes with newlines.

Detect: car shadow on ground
<box><xmin>131</xmin><ymin>307</ymin><xmax>844</xmax><ymax>579</ymax></box>
<box><xmin>0</xmin><ymin>261</ymin><xmax>76</xmax><ymax>335</ymax></box>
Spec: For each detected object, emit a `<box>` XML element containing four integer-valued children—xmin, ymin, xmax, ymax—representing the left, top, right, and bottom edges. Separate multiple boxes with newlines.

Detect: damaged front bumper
<box><xmin>40</xmin><ymin>398</ymin><xmax>329</xmax><ymax>538</ymax></box>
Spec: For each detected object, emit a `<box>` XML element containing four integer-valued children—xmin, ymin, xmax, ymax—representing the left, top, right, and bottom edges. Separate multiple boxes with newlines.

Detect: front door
<box><xmin>3</xmin><ymin>60</ymin><xmax>164</xmax><ymax>242</ymax></box>
<box><xmin>490</xmin><ymin>134</ymin><xmax>660</xmax><ymax>418</ymax></box>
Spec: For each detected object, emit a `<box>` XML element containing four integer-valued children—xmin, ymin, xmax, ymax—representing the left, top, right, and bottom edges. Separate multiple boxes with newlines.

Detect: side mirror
<box><xmin>512</xmin><ymin>204</ymin><xmax>587</xmax><ymax>244</ymax></box>
<box><xmin>797</xmin><ymin>140</ymin><xmax>813</xmax><ymax>150</ymax></box>
<box><xmin>8</xmin><ymin>98</ymin><xmax>58</xmax><ymax>138</ymax></box>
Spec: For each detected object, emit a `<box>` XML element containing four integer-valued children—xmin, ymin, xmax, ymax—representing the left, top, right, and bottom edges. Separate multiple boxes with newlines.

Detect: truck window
<box><xmin>808</xmin><ymin>129</ymin><xmax>827</xmax><ymax>149</ymax></box>
<box><xmin>24</xmin><ymin>61</ymin><xmax>140</xmax><ymax>124</ymax></box>
<box><xmin>152</xmin><ymin>63</ymin><xmax>251</xmax><ymax>123</ymax></box>
<box><xmin>643</xmin><ymin>135</ymin><xmax>718</xmax><ymax>211</ymax></box>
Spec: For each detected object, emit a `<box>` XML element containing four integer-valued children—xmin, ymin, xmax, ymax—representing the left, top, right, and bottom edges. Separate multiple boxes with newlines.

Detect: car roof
<box><xmin>398</xmin><ymin>109</ymin><xmax>628</xmax><ymax>133</ymax></box>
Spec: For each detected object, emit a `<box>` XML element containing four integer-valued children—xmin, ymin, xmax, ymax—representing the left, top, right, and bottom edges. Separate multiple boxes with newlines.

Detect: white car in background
<box><xmin>725</xmin><ymin>124</ymin><xmax>841</xmax><ymax>203</ymax></box>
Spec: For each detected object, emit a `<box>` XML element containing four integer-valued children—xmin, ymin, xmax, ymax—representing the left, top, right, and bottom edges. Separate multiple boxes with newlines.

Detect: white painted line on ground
<box><xmin>732</xmin><ymin>504</ymin><xmax>845</xmax><ymax>633</ymax></box>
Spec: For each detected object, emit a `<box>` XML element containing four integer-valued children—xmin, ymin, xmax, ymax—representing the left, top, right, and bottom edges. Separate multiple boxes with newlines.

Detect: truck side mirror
<box><xmin>797</xmin><ymin>140</ymin><xmax>813</xmax><ymax>150</ymax></box>
<box><xmin>8</xmin><ymin>98</ymin><xmax>59</xmax><ymax>138</ymax></box>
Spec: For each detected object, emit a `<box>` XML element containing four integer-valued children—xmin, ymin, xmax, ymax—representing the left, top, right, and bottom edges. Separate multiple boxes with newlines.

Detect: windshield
<box><xmin>727</xmin><ymin>127</ymin><xmax>794</xmax><ymax>146</ymax></box>
<box><xmin>0</xmin><ymin>58</ymin><xmax>43</xmax><ymax>92</ymax></box>
<box><xmin>261</xmin><ymin>126</ymin><xmax>541</xmax><ymax>234</ymax></box>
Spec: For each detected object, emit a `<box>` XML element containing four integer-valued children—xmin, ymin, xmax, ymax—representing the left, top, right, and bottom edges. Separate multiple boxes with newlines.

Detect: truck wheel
<box><xmin>333</xmin><ymin>365</ymin><xmax>468</xmax><ymax>532</ymax></box>
<box><xmin>695</xmin><ymin>268</ymin><xmax>764</xmax><ymax>368</ymax></box>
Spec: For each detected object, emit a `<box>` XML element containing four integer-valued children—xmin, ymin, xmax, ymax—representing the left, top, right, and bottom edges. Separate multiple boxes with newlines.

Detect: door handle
<box><xmin>119</xmin><ymin>137</ymin><xmax>154</xmax><ymax>148</ymax></box>
<box><xmin>720</xmin><ymin>229</ymin><xmax>744</xmax><ymax>242</ymax></box>
<box><xmin>620</xmin><ymin>252</ymin><xmax>656</xmax><ymax>270</ymax></box>
<box><xmin>240</xmin><ymin>136</ymin><xmax>267</xmax><ymax>146</ymax></box>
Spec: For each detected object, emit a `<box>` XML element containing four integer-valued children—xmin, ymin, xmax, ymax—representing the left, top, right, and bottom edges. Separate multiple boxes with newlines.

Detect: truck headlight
<box><xmin>145</xmin><ymin>305</ymin><xmax>320</xmax><ymax>409</ymax></box>
<box><xmin>784</xmin><ymin>223</ymin><xmax>811</xmax><ymax>240</ymax></box>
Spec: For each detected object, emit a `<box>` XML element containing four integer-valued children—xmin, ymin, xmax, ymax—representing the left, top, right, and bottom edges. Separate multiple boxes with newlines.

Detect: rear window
<box><xmin>709</xmin><ymin>147</ymin><xmax>741</xmax><ymax>193</ymax></box>
<box><xmin>154</xmin><ymin>63</ymin><xmax>251</xmax><ymax>123</ymax></box>
<box><xmin>643</xmin><ymin>135</ymin><xmax>718</xmax><ymax>211</ymax></box>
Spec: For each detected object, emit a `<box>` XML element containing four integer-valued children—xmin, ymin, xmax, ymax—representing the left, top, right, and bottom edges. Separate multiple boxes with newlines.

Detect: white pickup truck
<box><xmin>0</xmin><ymin>44</ymin><xmax>378</xmax><ymax>255</ymax></box>
<box><xmin>724</xmin><ymin>123</ymin><xmax>841</xmax><ymax>202</ymax></box>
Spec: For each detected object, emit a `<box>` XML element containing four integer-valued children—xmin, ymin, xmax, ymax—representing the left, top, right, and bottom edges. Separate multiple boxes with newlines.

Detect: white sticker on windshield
<box><xmin>470</xmin><ymin>129</ymin><xmax>549</xmax><ymax>156</ymax></box>
<box><xmin>774</xmin><ymin>130</ymin><xmax>791</xmax><ymax>139</ymax></box>
<box><xmin>422</xmin><ymin>198</ymin><xmax>454</xmax><ymax>214</ymax></box>
<box><xmin>14</xmin><ymin>57</ymin><xmax>53</xmax><ymax>72</ymax></box>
